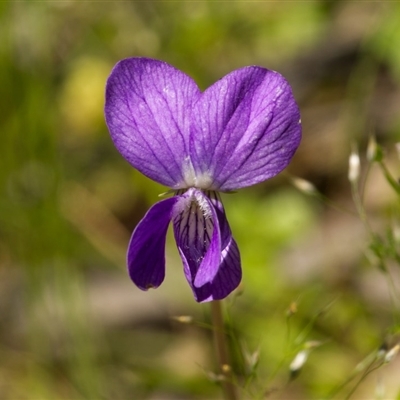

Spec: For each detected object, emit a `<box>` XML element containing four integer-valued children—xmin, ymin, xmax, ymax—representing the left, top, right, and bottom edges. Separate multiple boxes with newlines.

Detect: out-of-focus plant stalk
<box><xmin>210</xmin><ymin>301</ymin><xmax>237</xmax><ymax>400</ymax></box>
<box><xmin>378</xmin><ymin>161</ymin><xmax>400</xmax><ymax>196</ymax></box>
<box><xmin>348</xmin><ymin>148</ymin><xmax>372</xmax><ymax>233</ymax></box>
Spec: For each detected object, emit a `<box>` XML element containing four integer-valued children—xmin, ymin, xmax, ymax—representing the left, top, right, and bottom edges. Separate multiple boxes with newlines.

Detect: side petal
<box><xmin>127</xmin><ymin>196</ymin><xmax>178</xmax><ymax>290</ymax></box>
<box><xmin>202</xmin><ymin>191</ymin><xmax>242</xmax><ymax>301</ymax></box>
<box><xmin>206</xmin><ymin>237</ymin><xmax>241</xmax><ymax>302</ymax></box>
<box><xmin>177</xmin><ymin>237</ymin><xmax>241</xmax><ymax>303</ymax></box>
<box><xmin>105</xmin><ymin>57</ymin><xmax>201</xmax><ymax>188</ymax></box>
<box><xmin>190</xmin><ymin>66</ymin><xmax>301</xmax><ymax>191</ymax></box>
<box><xmin>173</xmin><ymin>190</ymin><xmax>241</xmax><ymax>302</ymax></box>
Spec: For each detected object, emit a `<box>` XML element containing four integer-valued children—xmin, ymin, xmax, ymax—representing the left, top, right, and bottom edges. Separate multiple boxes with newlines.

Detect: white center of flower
<box><xmin>180</xmin><ymin>156</ymin><xmax>214</xmax><ymax>190</ymax></box>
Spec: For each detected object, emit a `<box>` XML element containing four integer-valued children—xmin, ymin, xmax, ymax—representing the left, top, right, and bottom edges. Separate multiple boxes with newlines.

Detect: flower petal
<box><xmin>173</xmin><ymin>189</ymin><xmax>220</xmax><ymax>285</ymax></box>
<box><xmin>173</xmin><ymin>190</ymin><xmax>241</xmax><ymax>302</ymax></box>
<box><xmin>199</xmin><ymin>191</ymin><xmax>242</xmax><ymax>299</ymax></box>
<box><xmin>127</xmin><ymin>196</ymin><xmax>178</xmax><ymax>290</ymax></box>
<box><xmin>190</xmin><ymin>66</ymin><xmax>301</xmax><ymax>191</ymax></box>
<box><xmin>105</xmin><ymin>58</ymin><xmax>200</xmax><ymax>188</ymax></box>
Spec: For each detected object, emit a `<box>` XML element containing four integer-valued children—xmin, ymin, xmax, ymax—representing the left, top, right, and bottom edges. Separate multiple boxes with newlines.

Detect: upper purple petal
<box><xmin>105</xmin><ymin>58</ymin><xmax>201</xmax><ymax>187</ymax></box>
<box><xmin>127</xmin><ymin>196</ymin><xmax>178</xmax><ymax>290</ymax></box>
<box><xmin>189</xmin><ymin>66</ymin><xmax>301</xmax><ymax>191</ymax></box>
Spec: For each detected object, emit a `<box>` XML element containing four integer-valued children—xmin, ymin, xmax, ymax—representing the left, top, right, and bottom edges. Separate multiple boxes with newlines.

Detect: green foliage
<box><xmin>1</xmin><ymin>1</ymin><xmax>400</xmax><ymax>399</ymax></box>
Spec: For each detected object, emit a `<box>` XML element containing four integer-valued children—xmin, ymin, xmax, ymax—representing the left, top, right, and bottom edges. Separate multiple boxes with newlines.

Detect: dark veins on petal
<box><xmin>173</xmin><ymin>192</ymin><xmax>214</xmax><ymax>283</ymax></box>
<box><xmin>173</xmin><ymin>190</ymin><xmax>241</xmax><ymax>302</ymax></box>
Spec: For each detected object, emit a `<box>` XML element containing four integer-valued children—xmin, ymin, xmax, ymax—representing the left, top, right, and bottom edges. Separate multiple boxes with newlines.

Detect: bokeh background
<box><xmin>1</xmin><ymin>1</ymin><xmax>400</xmax><ymax>399</ymax></box>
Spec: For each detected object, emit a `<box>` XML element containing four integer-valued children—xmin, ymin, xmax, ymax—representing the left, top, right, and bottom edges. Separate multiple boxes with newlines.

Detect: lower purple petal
<box><xmin>173</xmin><ymin>189</ymin><xmax>241</xmax><ymax>302</ymax></box>
<box><xmin>181</xmin><ymin>234</ymin><xmax>241</xmax><ymax>303</ymax></box>
<box><xmin>127</xmin><ymin>196</ymin><xmax>177</xmax><ymax>290</ymax></box>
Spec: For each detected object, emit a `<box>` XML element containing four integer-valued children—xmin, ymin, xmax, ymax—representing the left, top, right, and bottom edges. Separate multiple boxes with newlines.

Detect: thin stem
<box><xmin>351</xmin><ymin>180</ymin><xmax>370</xmax><ymax>230</ymax></box>
<box><xmin>344</xmin><ymin>361</ymin><xmax>383</xmax><ymax>400</ymax></box>
<box><xmin>379</xmin><ymin>161</ymin><xmax>400</xmax><ymax>195</ymax></box>
<box><xmin>210</xmin><ymin>300</ymin><xmax>238</xmax><ymax>400</ymax></box>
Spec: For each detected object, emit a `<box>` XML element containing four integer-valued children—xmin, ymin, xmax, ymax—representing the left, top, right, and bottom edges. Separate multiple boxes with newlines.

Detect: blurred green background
<box><xmin>1</xmin><ymin>1</ymin><xmax>400</xmax><ymax>399</ymax></box>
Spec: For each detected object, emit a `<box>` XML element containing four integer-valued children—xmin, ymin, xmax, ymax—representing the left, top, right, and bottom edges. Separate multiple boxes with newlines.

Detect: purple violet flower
<box><xmin>104</xmin><ymin>57</ymin><xmax>301</xmax><ymax>302</ymax></box>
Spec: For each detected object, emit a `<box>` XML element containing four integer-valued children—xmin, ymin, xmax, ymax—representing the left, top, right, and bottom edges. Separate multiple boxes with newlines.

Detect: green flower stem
<box><xmin>379</xmin><ymin>161</ymin><xmax>400</xmax><ymax>196</ymax></box>
<box><xmin>210</xmin><ymin>300</ymin><xmax>237</xmax><ymax>400</ymax></box>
